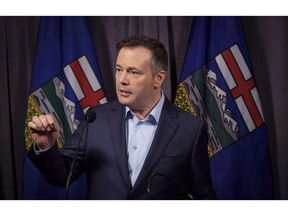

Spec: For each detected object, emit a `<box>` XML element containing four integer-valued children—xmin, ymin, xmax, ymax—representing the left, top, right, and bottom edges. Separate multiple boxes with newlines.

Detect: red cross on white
<box><xmin>216</xmin><ymin>44</ymin><xmax>264</xmax><ymax>132</ymax></box>
<box><xmin>63</xmin><ymin>55</ymin><xmax>107</xmax><ymax>113</ymax></box>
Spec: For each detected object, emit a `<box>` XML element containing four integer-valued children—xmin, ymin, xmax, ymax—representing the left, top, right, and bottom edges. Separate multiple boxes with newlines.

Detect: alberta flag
<box><xmin>23</xmin><ymin>16</ymin><xmax>107</xmax><ymax>199</ymax></box>
<box><xmin>174</xmin><ymin>16</ymin><xmax>273</xmax><ymax>199</ymax></box>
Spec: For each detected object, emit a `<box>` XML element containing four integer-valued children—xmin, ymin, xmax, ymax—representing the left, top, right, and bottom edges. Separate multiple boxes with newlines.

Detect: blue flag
<box><xmin>174</xmin><ymin>16</ymin><xmax>273</xmax><ymax>199</ymax></box>
<box><xmin>23</xmin><ymin>16</ymin><xmax>107</xmax><ymax>199</ymax></box>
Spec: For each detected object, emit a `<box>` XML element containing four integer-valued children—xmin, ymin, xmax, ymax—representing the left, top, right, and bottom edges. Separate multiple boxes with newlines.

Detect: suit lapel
<box><xmin>108</xmin><ymin>102</ymin><xmax>132</xmax><ymax>190</ymax></box>
<box><xmin>132</xmin><ymin>98</ymin><xmax>179</xmax><ymax>191</ymax></box>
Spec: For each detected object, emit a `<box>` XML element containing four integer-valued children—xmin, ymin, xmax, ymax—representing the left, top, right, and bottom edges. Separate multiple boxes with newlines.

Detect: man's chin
<box><xmin>118</xmin><ymin>97</ymin><xmax>131</xmax><ymax>106</ymax></box>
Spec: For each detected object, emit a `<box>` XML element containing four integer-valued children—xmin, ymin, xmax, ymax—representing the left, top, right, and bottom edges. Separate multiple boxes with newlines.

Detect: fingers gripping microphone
<box><xmin>64</xmin><ymin>108</ymin><xmax>96</xmax><ymax>199</ymax></box>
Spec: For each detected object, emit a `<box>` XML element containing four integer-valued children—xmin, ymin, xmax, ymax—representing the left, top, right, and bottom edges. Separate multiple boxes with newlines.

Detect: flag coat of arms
<box><xmin>23</xmin><ymin>16</ymin><xmax>107</xmax><ymax>199</ymax></box>
<box><xmin>174</xmin><ymin>16</ymin><xmax>273</xmax><ymax>199</ymax></box>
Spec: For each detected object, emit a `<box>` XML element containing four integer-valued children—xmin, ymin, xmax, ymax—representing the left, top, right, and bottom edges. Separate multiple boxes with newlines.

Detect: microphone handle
<box><xmin>64</xmin><ymin>120</ymin><xmax>89</xmax><ymax>200</ymax></box>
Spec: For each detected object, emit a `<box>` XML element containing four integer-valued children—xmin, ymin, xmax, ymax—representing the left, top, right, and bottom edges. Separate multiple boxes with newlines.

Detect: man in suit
<box><xmin>27</xmin><ymin>35</ymin><xmax>216</xmax><ymax>200</ymax></box>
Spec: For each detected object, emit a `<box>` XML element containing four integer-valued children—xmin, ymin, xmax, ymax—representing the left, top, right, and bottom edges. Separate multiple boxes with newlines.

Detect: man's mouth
<box><xmin>119</xmin><ymin>88</ymin><xmax>131</xmax><ymax>97</ymax></box>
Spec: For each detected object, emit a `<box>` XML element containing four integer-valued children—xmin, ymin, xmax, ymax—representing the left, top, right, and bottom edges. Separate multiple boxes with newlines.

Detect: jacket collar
<box><xmin>108</xmin><ymin>98</ymin><xmax>179</xmax><ymax>194</ymax></box>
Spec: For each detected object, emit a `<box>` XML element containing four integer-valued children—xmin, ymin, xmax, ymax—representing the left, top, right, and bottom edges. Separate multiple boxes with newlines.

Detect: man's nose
<box><xmin>119</xmin><ymin>71</ymin><xmax>129</xmax><ymax>84</ymax></box>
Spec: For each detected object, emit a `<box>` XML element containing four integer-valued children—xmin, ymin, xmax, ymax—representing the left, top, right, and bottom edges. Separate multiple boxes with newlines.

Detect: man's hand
<box><xmin>27</xmin><ymin>114</ymin><xmax>60</xmax><ymax>150</ymax></box>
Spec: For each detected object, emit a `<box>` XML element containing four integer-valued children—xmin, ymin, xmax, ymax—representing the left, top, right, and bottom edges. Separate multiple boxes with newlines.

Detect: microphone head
<box><xmin>84</xmin><ymin>108</ymin><xmax>97</xmax><ymax>123</ymax></box>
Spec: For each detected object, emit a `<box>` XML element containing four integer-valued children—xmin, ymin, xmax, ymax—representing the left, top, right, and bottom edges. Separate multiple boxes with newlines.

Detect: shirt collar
<box><xmin>125</xmin><ymin>90</ymin><xmax>165</xmax><ymax>125</ymax></box>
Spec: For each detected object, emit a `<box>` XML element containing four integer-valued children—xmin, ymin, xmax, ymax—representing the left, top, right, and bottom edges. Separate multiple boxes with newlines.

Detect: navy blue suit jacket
<box><xmin>28</xmin><ymin>98</ymin><xmax>215</xmax><ymax>199</ymax></box>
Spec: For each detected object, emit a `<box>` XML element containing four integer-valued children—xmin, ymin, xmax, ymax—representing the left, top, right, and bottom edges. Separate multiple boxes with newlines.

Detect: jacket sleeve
<box><xmin>189</xmin><ymin>121</ymin><xmax>216</xmax><ymax>199</ymax></box>
<box><xmin>27</xmin><ymin>143</ymin><xmax>71</xmax><ymax>187</ymax></box>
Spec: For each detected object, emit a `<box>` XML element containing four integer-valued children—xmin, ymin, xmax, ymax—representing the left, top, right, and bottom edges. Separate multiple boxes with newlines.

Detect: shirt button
<box><xmin>132</xmin><ymin>146</ymin><xmax>137</xmax><ymax>150</ymax></box>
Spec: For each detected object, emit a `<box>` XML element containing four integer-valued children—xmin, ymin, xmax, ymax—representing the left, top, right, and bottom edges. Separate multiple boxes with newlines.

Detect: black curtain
<box><xmin>1</xmin><ymin>16</ymin><xmax>288</xmax><ymax>199</ymax></box>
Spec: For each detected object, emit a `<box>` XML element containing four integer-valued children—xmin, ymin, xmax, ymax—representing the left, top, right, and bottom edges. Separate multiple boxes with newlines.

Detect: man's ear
<box><xmin>154</xmin><ymin>70</ymin><xmax>166</xmax><ymax>89</ymax></box>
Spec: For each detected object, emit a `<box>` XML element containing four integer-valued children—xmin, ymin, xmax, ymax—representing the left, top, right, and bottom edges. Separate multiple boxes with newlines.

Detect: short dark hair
<box><xmin>116</xmin><ymin>35</ymin><xmax>168</xmax><ymax>74</ymax></box>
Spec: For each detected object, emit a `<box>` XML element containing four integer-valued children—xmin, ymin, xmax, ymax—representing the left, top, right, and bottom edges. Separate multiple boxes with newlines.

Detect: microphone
<box><xmin>84</xmin><ymin>108</ymin><xmax>96</xmax><ymax>123</ymax></box>
<box><xmin>147</xmin><ymin>172</ymin><xmax>193</xmax><ymax>200</ymax></box>
<box><xmin>64</xmin><ymin>108</ymin><xmax>96</xmax><ymax>199</ymax></box>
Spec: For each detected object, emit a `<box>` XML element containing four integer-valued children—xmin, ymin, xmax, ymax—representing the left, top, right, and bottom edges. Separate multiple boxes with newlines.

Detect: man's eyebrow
<box><xmin>127</xmin><ymin>67</ymin><xmax>139</xmax><ymax>71</ymax></box>
<box><xmin>116</xmin><ymin>64</ymin><xmax>139</xmax><ymax>71</ymax></box>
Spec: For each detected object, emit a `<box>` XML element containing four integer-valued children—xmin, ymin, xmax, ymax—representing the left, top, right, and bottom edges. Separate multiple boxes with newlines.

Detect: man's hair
<box><xmin>116</xmin><ymin>35</ymin><xmax>168</xmax><ymax>74</ymax></box>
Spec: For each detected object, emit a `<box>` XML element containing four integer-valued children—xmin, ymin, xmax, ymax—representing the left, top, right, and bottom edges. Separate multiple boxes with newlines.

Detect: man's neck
<box><xmin>131</xmin><ymin>91</ymin><xmax>162</xmax><ymax>120</ymax></box>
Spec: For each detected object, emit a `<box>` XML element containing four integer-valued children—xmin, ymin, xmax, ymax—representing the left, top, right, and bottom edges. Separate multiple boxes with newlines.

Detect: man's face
<box><xmin>115</xmin><ymin>46</ymin><xmax>162</xmax><ymax>113</ymax></box>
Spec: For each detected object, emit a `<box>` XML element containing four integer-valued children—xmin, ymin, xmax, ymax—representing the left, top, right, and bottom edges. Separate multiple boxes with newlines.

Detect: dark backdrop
<box><xmin>0</xmin><ymin>16</ymin><xmax>287</xmax><ymax>199</ymax></box>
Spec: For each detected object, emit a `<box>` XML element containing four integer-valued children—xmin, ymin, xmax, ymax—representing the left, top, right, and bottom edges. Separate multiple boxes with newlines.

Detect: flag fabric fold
<box><xmin>23</xmin><ymin>16</ymin><xmax>107</xmax><ymax>199</ymax></box>
<box><xmin>174</xmin><ymin>16</ymin><xmax>273</xmax><ymax>199</ymax></box>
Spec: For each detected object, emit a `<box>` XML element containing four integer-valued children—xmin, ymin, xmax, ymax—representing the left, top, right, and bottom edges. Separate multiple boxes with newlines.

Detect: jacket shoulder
<box><xmin>90</xmin><ymin>100</ymin><xmax>122</xmax><ymax>112</ymax></box>
<box><xmin>164</xmin><ymin>98</ymin><xmax>203</xmax><ymax>124</ymax></box>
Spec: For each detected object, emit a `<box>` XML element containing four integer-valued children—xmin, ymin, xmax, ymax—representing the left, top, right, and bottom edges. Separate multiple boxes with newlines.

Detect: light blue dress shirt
<box><xmin>125</xmin><ymin>92</ymin><xmax>165</xmax><ymax>186</ymax></box>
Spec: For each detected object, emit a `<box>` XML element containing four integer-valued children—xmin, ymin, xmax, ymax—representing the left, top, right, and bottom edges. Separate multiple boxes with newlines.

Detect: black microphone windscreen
<box><xmin>85</xmin><ymin>108</ymin><xmax>96</xmax><ymax>123</ymax></box>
